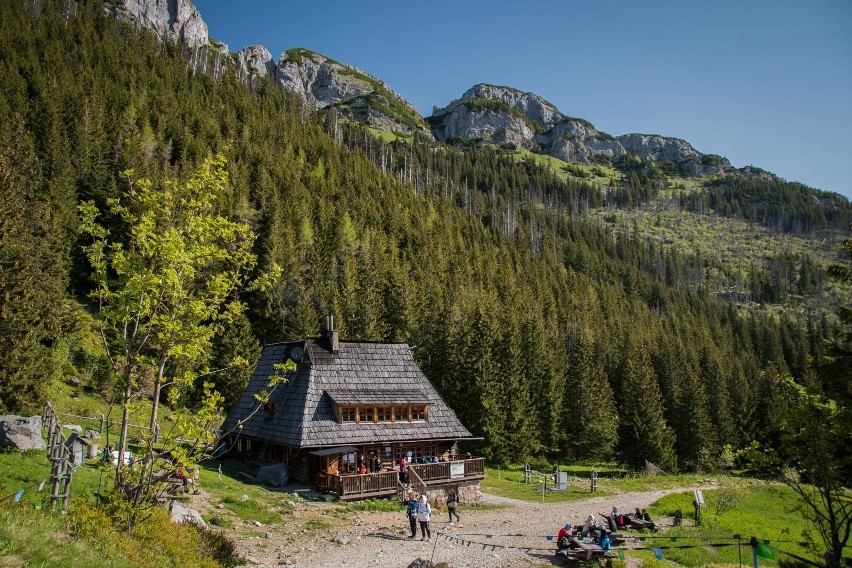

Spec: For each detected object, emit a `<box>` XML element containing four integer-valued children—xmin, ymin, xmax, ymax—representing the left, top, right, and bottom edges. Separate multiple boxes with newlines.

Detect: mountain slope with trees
<box><xmin>0</xmin><ymin>0</ymin><xmax>848</xmax><ymax>478</ymax></box>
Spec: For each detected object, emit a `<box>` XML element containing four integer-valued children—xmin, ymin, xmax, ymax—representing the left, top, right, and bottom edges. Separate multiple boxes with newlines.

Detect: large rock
<box><xmin>169</xmin><ymin>500</ymin><xmax>207</xmax><ymax>527</ymax></box>
<box><xmin>109</xmin><ymin>0</ymin><xmax>209</xmax><ymax>49</ymax></box>
<box><xmin>256</xmin><ymin>463</ymin><xmax>289</xmax><ymax>487</ymax></box>
<box><xmin>430</xmin><ymin>83</ymin><xmax>625</xmax><ymax>164</ymax></box>
<box><xmin>276</xmin><ymin>49</ymin><xmax>431</xmax><ymax>137</ymax></box>
<box><xmin>0</xmin><ymin>415</ymin><xmax>46</xmax><ymax>451</ymax></box>
<box><xmin>617</xmin><ymin>133</ymin><xmax>732</xmax><ymax>176</ymax></box>
<box><xmin>235</xmin><ymin>45</ymin><xmax>276</xmax><ymax>80</ymax></box>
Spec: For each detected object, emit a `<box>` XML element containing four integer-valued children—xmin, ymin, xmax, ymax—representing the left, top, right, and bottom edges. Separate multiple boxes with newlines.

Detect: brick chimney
<box><xmin>324</xmin><ymin>314</ymin><xmax>339</xmax><ymax>355</ymax></box>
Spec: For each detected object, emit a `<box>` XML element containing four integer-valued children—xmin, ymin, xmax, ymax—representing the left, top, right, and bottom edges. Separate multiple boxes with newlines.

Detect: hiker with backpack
<box><xmin>447</xmin><ymin>488</ymin><xmax>460</xmax><ymax>523</ymax></box>
<box><xmin>404</xmin><ymin>490</ymin><xmax>419</xmax><ymax>539</ymax></box>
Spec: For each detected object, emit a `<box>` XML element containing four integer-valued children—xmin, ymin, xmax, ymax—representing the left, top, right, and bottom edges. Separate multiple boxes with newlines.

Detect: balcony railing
<box><xmin>317</xmin><ymin>457</ymin><xmax>486</xmax><ymax>499</ymax></box>
<box><xmin>409</xmin><ymin>457</ymin><xmax>485</xmax><ymax>482</ymax></box>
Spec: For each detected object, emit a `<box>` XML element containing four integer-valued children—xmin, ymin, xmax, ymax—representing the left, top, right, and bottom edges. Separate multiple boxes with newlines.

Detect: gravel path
<box><xmin>230</xmin><ymin>487</ymin><xmax>702</xmax><ymax>568</ymax></box>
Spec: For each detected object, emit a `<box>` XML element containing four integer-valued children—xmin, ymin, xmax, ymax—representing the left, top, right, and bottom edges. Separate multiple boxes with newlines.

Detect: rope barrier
<box><xmin>426</xmin><ymin>530</ymin><xmax>816</xmax><ymax>560</ymax></box>
<box><xmin>50</xmin><ymin>408</ymin><xmax>154</xmax><ymax>431</ymax></box>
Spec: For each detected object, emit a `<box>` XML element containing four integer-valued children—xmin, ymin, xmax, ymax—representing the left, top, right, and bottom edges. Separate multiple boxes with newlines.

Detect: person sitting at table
<box><xmin>556</xmin><ymin>523</ymin><xmax>573</xmax><ymax>549</ymax></box>
<box><xmin>641</xmin><ymin>508</ymin><xmax>656</xmax><ymax>529</ymax></box>
<box><xmin>581</xmin><ymin>514</ymin><xmax>598</xmax><ymax>536</ymax></box>
<box><xmin>596</xmin><ymin>528</ymin><xmax>611</xmax><ymax>552</ymax></box>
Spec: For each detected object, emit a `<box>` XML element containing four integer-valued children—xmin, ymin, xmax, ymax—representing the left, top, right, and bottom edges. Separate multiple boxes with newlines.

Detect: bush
<box><xmin>191</xmin><ymin>523</ymin><xmax>242</xmax><ymax>568</ymax></box>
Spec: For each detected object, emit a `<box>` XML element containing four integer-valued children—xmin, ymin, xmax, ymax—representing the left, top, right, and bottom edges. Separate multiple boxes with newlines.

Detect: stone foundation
<box><xmin>423</xmin><ymin>480</ymin><xmax>481</xmax><ymax>508</ymax></box>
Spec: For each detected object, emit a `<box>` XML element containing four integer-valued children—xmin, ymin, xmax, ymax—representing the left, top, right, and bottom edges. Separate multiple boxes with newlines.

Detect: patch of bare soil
<box><xmin>190</xmin><ymin>487</ymin><xmax>700</xmax><ymax>568</ymax></box>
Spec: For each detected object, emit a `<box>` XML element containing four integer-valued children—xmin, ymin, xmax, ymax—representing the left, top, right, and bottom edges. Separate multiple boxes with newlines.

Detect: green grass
<box><xmin>0</xmin><ymin>448</ymin><xmax>105</xmax><ymax>508</ymax></box>
<box><xmin>338</xmin><ymin>498</ymin><xmax>404</xmax><ymax>513</ymax></box>
<box><xmin>628</xmin><ymin>482</ymin><xmax>817</xmax><ymax>567</ymax></box>
<box><xmin>302</xmin><ymin>518</ymin><xmax>331</xmax><ymax>532</ymax></box>
<box><xmin>219</xmin><ymin>496</ymin><xmax>281</xmax><ymax>525</ymax></box>
<box><xmin>482</xmin><ymin>463</ymin><xmax>710</xmax><ymax>503</ymax></box>
<box><xmin>196</xmin><ymin>461</ymin><xmax>294</xmax><ymax>526</ymax></box>
<box><xmin>0</xmin><ymin>503</ymin><xmax>138</xmax><ymax>568</ymax></box>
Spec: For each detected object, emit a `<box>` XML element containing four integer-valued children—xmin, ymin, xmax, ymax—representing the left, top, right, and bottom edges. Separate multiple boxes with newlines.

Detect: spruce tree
<box><xmin>617</xmin><ymin>343</ymin><xmax>677</xmax><ymax>472</ymax></box>
<box><xmin>565</xmin><ymin>323</ymin><xmax>618</xmax><ymax>460</ymax></box>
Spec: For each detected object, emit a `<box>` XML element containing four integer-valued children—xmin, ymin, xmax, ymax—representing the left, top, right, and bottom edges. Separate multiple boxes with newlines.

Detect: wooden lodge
<box><xmin>221</xmin><ymin>317</ymin><xmax>484</xmax><ymax>500</ymax></box>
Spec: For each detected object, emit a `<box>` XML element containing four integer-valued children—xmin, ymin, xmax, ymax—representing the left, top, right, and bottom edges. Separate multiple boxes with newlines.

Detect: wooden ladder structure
<box><xmin>43</xmin><ymin>403</ymin><xmax>73</xmax><ymax>511</ymax></box>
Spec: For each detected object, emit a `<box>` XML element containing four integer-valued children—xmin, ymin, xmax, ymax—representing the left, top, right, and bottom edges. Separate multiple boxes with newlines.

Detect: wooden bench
<box><xmin>555</xmin><ymin>538</ymin><xmax>618</xmax><ymax>565</ymax></box>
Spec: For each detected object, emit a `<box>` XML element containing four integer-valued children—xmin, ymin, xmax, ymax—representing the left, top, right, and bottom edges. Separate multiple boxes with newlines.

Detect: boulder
<box><xmin>256</xmin><ymin>462</ymin><xmax>289</xmax><ymax>487</ymax></box>
<box><xmin>84</xmin><ymin>429</ymin><xmax>101</xmax><ymax>439</ymax></box>
<box><xmin>169</xmin><ymin>500</ymin><xmax>207</xmax><ymax>527</ymax></box>
<box><xmin>0</xmin><ymin>415</ymin><xmax>46</xmax><ymax>451</ymax></box>
<box><xmin>63</xmin><ymin>424</ymin><xmax>83</xmax><ymax>434</ymax></box>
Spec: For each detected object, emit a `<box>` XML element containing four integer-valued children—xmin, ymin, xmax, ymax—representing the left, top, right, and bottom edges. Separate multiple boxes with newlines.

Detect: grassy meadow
<box><xmin>0</xmin><ymin>386</ymin><xmax>830</xmax><ymax>567</ymax></box>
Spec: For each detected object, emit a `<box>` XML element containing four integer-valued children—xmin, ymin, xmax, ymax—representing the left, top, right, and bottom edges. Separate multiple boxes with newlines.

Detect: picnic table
<box><xmin>556</xmin><ymin>536</ymin><xmax>617</xmax><ymax>565</ymax></box>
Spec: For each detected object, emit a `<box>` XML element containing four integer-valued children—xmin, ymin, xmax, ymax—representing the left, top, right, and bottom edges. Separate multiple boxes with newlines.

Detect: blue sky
<box><xmin>194</xmin><ymin>0</ymin><xmax>852</xmax><ymax>199</ymax></box>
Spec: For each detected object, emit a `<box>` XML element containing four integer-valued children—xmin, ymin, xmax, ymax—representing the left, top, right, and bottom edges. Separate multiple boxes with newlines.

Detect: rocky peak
<box><xmin>429</xmin><ymin>84</ymin><xmax>623</xmax><ymax>164</ymax></box>
<box><xmin>432</xmin><ymin>84</ymin><xmax>563</xmax><ymax>130</ymax></box>
<box><xmin>109</xmin><ymin>0</ymin><xmax>209</xmax><ymax>49</ymax></box>
<box><xmin>235</xmin><ymin>45</ymin><xmax>275</xmax><ymax>79</ymax></box>
<box><xmin>618</xmin><ymin>134</ymin><xmax>732</xmax><ymax>177</ymax></box>
<box><xmin>276</xmin><ymin>49</ymin><xmax>431</xmax><ymax>137</ymax></box>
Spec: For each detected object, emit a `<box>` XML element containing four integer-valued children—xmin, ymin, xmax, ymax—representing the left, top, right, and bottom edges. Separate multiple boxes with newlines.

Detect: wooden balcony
<box><xmin>409</xmin><ymin>457</ymin><xmax>486</xmax><ymax>486</ymax></box>
<box><xmin>317</xmin><ymin>457</ymin><xmax>486</xmax><ymax>501</ymax></box>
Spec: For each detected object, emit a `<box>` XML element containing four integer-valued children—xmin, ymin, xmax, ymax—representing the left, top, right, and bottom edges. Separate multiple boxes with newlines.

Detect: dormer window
<box><xmin>326</xmin><ymin>390</ymin><xmax>430</xmax><ymax>425</ymax></box>
<box><xmin>392</xmin><ymin>406</ymin><xmax>407</xmax><ymax>421</ymax></box>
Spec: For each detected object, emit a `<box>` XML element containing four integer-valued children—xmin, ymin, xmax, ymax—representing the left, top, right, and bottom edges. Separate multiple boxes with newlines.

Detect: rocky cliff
<box><xmin>430</xmin><ymin>84</ymin><xmax>739</xmax><ymax>176</ymax></box>
<box><xmin>275</xmin><ymin>49</ymin><xmax>431</xmax><ymax>137</ymax></box>
<box><xmin>617</xmin><ymin>133</ymin><xmax>732</xmax><ymax>177</ymax></box>
<box><xmin>111</xmin><ymin>1</ymin><xmax>759</xmax><ymax>179</ymax></box>
<box><xmin>429</xmin><ymin>84</ymin><xmax>625</xmax><ymax>164</ymax></box>
<box><xmin>108</xmin><ymin>0</ymin><xmax>209</xmax><ymax>49</ymax></box>
<box><xmin>235</xmin><ymin>45</ymin><xmax>275</xmax><ymax>79</ymax></box>
<box><xmin>110</xmin><ymin>1</ymin><xmax>429</xmax><ymax>137</ymax></box>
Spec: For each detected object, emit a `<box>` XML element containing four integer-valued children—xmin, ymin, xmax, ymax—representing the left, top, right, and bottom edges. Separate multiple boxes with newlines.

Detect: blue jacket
<box><xmin>406</xmin><ymin>498</ymin><xmax>418</xmax><ymax>519</ymax></box>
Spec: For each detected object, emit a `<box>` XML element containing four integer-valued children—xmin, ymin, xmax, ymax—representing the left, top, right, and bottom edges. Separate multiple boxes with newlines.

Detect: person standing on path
<box><xmin>447</xmin><ymin>488</ymin><xmax>460</xmax><ymax>523</ymax></box>
<box><xmin>417</xmin><ymin>494</ymin><xmax>432</xmax><ymax>541</ymax></box>
<box><xmin>405</xmin><ymin>490</ymin><xmax>419</xmax><ymax>539</ymax></box>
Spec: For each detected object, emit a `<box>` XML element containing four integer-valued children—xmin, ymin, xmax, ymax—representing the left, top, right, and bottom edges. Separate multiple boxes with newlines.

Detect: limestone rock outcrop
<box><xmin>109</xmin><ymin>0</ymin><xmax>209</xmax><ymax>49</ymax></box>
<box><xmin>276</xmin><ymin>49</ymin><xmax>431</xmax><ymax>138</ymax></box>
<box><xmin>235</xmin><ymin>45</ymin><xmax>276</xmax><ymax>79</ymax></box>
<box><xmin>430</xmin><ymin>83</ymin><xmax>738</xmax><ymax>174</ymax></box>
<box><xmin>430</xmin><ymin>84</ymin><xmax>626</xmax><ymax>164</ymax></box>
<box><xmin>618</xmin><ymin>133</ymin><xmax>732</xmax><ymax>176</ymax></box>
<box><xmin>109</xmin><ymin>1</ymin><xmax>769</xmax><ymax>180</ymax></box>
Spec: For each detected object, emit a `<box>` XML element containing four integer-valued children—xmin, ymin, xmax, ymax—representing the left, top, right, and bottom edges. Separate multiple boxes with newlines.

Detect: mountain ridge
<box><xmin>117</xmin><ymin>0</ymin><xmax>830</xmax><ymax>190</ymax></box>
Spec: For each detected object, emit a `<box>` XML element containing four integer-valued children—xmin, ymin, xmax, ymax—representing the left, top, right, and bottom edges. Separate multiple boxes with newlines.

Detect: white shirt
<box><xmin>417</xmin><ymin>501</ymin><xmax>431</xmax><ymax>522</ymax></box>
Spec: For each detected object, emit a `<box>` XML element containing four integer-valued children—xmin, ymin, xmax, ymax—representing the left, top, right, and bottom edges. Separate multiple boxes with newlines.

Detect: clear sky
<box><xmin>193</xmin><ymin>0</ymin><xmax>852</xmax><ymax>199</ymax></box>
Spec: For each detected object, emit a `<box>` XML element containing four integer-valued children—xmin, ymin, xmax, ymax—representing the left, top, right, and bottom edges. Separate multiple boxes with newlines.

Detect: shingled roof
<box><xmin>221</xmin><ymin>336</ymin><xmax>474</xmax><ymax>448</ymax></box>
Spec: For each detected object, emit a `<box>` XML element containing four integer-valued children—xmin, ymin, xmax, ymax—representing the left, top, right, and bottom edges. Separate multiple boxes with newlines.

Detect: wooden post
<box><xmin>100</xmin><ymin>413</ymin><xmax>105</xmax><ymax>433</ymax></box>
<box><xmin>590</xmin><ymin>469</ymin><xmax>598</xmax><ymax>492</ymax></box>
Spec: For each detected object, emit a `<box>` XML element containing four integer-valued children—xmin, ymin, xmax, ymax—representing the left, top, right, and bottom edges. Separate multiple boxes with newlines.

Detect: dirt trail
<box><xmin>216</xmin><ymin>486</ymin><xmax>705</xmax><ymax>568</ymax></box>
